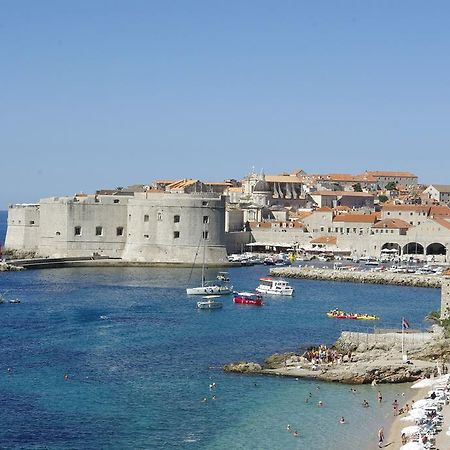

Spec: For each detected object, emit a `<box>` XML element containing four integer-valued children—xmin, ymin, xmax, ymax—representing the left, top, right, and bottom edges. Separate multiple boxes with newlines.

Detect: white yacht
<box><xmin>255</xmin><ymin>277</ymin><xmax>294</xmax><ymax>296</ymax></box>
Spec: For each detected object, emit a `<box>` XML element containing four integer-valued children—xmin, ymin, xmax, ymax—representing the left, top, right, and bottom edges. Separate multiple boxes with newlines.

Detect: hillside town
<box><xmin>3</xmin><ymin>169</ymin><xmax>450</xmax><ymax>265</ymax></box>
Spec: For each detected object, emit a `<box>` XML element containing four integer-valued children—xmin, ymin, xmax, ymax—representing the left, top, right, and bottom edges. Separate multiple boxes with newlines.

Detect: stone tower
<box><xmin>441</xmin><ymin>272</ymin><xmax>450</xmax><ymax>319</ymax></box>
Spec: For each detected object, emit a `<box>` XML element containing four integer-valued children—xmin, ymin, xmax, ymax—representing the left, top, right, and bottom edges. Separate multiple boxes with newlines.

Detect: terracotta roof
<box><xmin>334</xmin><ymin>206</ymin><xmax>352</xmax><ymax>212</ymax></box>
<box><xmin>433</xmin><ymin>218</ymin><xmax>450</xmax><ymax>231</ymax></box>
<box><xmin>315</xmin><ymin>207</ymin><xmax>333</xmax><ymax>212</ymax></box>
<box><xmin>167</xmin><ymin>179</ymin><xmax>199</xmax><ymax>189</ymax></box>
<box><xmin>372</xmin><ymin>219</ymin><xmax>412</xmax><ymax>229</ymax></box>
<box><xmin>311</xmin><ymin>191</ymin><xmax>374</xmax><ymax>197</ymax></box>
<box><xmin>366</xmin><ymin>171</ymin><xmax>417</xmax><ymax>178</ymax></box>
<box><xmin>290</xmin><ymin>211</ymin><xmax>313</xmax><ymax>220</ymax></box>
<box><xmin>333</xmin><ymin>213</ymin><xmax>379</xmax><ymax>224</ymax></box>
<box><xmin>429</xmin><ymin>206</ymin><xmax>450</xmax><ymax>217</ymax></box>
<box><xmin>265</xmin><ymin>175</ymin><xmax>302</xmax><ymax>183</ymax></box>
<box><xmin>227</xmin><ymin>187</ymin><xmax>243</xmax><ymax>193</ymax></box>
<box><xmin>310</xmin><ymin>236</ymin><xmax>337</xmax><ymax>245</ymax></box>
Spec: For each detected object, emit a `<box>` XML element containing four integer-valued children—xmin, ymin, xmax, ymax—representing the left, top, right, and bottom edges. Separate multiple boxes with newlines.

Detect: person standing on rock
<box><xmin>392</xmin><ymin>399</ymin><xmax>398</xmax><ymax>415</ymax></box>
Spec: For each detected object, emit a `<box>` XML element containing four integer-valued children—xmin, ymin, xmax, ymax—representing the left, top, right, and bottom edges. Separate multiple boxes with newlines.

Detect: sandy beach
<box><xmin>381</xmin><ymin>379</ymin><xmax>450</xmax><ymax>450</ymax></box>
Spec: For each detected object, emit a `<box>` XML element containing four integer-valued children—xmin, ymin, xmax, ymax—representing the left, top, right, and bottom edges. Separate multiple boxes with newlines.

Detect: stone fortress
<box><xmin>4</xmin><ymin>169</ymin><xmax>450</xmax><ymax>265</ymax></box>
<box><xmin>5</xmin><ymin>188</ymin><xmax>228</xmax><ymax>265</ymax></box>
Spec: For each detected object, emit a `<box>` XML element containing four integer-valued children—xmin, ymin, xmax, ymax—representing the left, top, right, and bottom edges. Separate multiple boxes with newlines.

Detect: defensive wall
<box><xmin>5</xmin><ymin>192</ymin><xmax>229</xmax><ymax>265</ymax></box>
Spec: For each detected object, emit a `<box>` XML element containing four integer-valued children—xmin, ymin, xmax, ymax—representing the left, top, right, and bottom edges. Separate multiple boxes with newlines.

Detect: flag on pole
<box><xmin>402</xmin><ymin>318</ymin><xmax>410</xmax><ymax>329</ymax></box>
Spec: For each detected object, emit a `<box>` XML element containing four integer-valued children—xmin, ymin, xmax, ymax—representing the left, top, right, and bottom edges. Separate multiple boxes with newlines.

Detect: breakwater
<box><xmin>270</xmin><ymin>266</ymin><xmax>442</xmax><ymax>288</ymax></box>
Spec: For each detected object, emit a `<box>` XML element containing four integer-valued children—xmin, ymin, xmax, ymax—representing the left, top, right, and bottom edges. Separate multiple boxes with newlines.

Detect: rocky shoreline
<box><xmin>270</xmin><ymin>266</ymin><xmax>442</xmax><ymax>288</ymax></box>
<box><xmin>224</xmin><ymin>327</ymin><xmax>450</xmax><ymax>384</ymax></box>
<box><xmin>0</xmin><ymin>262</ymin><xmax>24</xmax><ymax>272</ymax></box>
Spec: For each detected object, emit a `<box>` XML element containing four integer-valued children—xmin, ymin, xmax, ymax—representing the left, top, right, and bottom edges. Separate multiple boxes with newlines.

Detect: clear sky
<box><xmin>1</xmin><ymin>0</ymin><xmax>449</xmax><ymax>208</ymax></box>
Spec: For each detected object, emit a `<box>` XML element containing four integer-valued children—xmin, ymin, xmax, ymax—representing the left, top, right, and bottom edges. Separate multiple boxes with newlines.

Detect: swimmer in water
<box><xmin>339</xmin><ymin>417</ymin><xmax>345</xmax><ymax>424</ymax></box>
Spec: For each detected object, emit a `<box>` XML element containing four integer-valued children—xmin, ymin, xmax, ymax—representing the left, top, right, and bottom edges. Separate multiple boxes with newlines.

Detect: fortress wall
<box><xmin>441</xmin><ymin>277</ymin><xmax>450</xmax><ymax>319</ymax></box>
<box><xmin>121</xmin><ymin>193</ymin><xmax>228</xmax><ymax>264</ymax></box>
<box><xmin>5</xmin><ymin>204</ymin><xmax>40</xmax><ymax>251</ymax></box>
<box><xmin>37</xmin><ymin>196</ymin><xmax>129</xmax><ymax>258</ymax></box>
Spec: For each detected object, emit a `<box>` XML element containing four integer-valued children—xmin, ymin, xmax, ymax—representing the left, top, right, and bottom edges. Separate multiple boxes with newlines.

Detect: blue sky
<box><xmin>1</xmin><ymin>1</ymin><xmax>449</xmax><ymax>207</ymax></box>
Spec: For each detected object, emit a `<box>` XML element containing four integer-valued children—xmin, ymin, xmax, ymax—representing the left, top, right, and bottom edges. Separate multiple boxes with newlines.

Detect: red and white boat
<box><xmin>233</xmin><ymin>291</ymin><xmax>263</xmax><ymax>306</ymax></box>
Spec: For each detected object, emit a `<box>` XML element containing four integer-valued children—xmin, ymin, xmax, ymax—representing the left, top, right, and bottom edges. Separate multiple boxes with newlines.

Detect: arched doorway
<box><xmin>426</xmin><ymin>243</ymin><xmax>447</xmax><ymax>255</ymax></box>
<box><xmin>381</xmin><ymin>242</ymin><xmax>401</xmax><ymax>252</ymax></box>
<box><xmin>403</xmin><ymin>242</ymin><xmax>424</xmax><ymax>254</ymax></box>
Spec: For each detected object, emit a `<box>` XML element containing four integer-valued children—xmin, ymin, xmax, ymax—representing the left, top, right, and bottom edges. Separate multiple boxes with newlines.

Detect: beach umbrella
<box><xmin>412</xmin><ymin>399</ymin><xmax>434</xmax><ymax>409</ymax></box>
<box><xmin>408</xmin><ymin>408</ymin><xmax>426</xmax><ymax>419</ymax></box>
<box><xmin>400</xmin><ymin>425</ymin><xmax>421</xmax><ymax>436</ymax></box>
<box><xmin>400</xmin><ymin>442</ymin><xmax>425</xmax><ymax>450</ymax></box>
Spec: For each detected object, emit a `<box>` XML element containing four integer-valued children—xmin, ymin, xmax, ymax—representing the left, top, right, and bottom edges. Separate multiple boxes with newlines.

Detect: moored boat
<box><xmin>233</xmin><ymin>291</ymin><xmax>263</xmax><ymax>306</ymax></box>
<box><xmin>197</xmin><ymin>295</ymin><xmax>223</xmax><ymax>309</ymax></box>
<box><xmin>255</xmin><ymin>277</ymin><xmax>294</xmax><ymax>296</ymax></box>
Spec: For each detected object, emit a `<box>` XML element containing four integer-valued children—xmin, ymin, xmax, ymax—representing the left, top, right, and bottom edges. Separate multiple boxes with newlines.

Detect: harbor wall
<box><xmin>270</xmin><ymin>267</ymin><xmax>442</xmax><ymax>288</ymax></box>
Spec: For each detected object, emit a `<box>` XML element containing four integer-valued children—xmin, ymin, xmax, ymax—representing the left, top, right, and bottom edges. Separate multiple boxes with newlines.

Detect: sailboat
<box><xmin>186</xmin><ymin>230</ymin><xmax>233</xmax><ymax>295</ymax></box>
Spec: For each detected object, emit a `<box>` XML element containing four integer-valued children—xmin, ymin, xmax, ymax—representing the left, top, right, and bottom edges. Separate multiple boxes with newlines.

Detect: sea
<box><xmin>0</xmin><ymin>210</ymin><xmax>441</xmax><ymax>449</ymax></box>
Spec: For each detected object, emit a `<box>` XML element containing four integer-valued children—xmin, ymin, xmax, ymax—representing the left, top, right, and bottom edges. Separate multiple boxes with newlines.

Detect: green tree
<box><xmin>352</xmin><ymin>183</ymin><xmax>362</xmax><ymax>192</ymax></box>
<box><xmin>385</xmin><ymin>181</ymin><xmax>398</xmax><ymax>191</ymax></box>
<box><xmin>378</xmin><ymin>195</ymin><xmax>388</xmax><ymax>203</ymax></box>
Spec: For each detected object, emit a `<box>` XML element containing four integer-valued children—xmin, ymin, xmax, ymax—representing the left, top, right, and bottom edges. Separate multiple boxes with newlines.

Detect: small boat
<box><xmin>216</xmin><ymin>272</ymin><xmax>230</xmax><ymax>282</ymax></box>
<box><xmin>187</xmin><ymin>283</ymin><xmax>233</xmax><ymax>295</ymax></box>
<box><xmin>233</xmin><ymin>292</ymin><xmax>263</xmax><ymax>306</ymax></box>
<box><xmin>327</xmin><ymin>309</ymin><xmax>379</xmax><ymax>320</ymax></box>
<box><xmin>197</xmin><ymin>295</ymin><xmax>223</xmax><ymax>309</ymax></box>
<box><xmin>9</xmin><ymin>299</ymin><xmax>20</xmax><ymax>304</ymax></box>
<box><xmin>255</xmin><ymin>277</ymin><xmax>294</xmax><ymax>296</ymax></box>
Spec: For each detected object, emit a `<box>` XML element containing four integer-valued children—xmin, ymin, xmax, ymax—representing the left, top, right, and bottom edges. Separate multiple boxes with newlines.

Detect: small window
<box><xmin>30</xmin><ymin>220</ymin><xmax>35</xmax><ymax>225</ymax></box>
<box><xmin>96</xmin><ymin>226</ymin><xmax>103</xmax><ymax>236</ymax></box>
<box><xmin>144</xmin><ymin>215</ymin><xmax>149</xmax><ymax>222</ymax></box>
<box><xmin>74</xmin><ymin>226</ymin><xmax>82</xmax><ymax>236</ymax></box>
<box><xmin>203</xmin><ymin>231</ymin><xmax>209</xmax><ymax>239</ymax></box>
<box><xmin>202</xmin><ymin>201</ymin><xmax>208</xmax><ymax>206</ymax></box>
<box><xmin>56</xmin><ymin>231</ymin><xmax>61</xmax><ymax>236</ymax></box>
<box><xmin>128</xmin><ymin>214</ymin><xmax>131</xmax><ymax>219</ymax></box>
<box><xmin>114</xmin><ymin>199</ymin><xmax>119</xmax><ymax>204</ymax></box>
<box><xmin>116</xmin><ymin>227</ymin><xmax>124</xmax><ymax>236</ymax></box>
<box><xmin>157</xmin><ymin>212</ymin><xmax>162</xmax><ymax>221</ymax></box>
<box><xmin>174</xmin><ymin>215</ymin><xmax>180</xmax><ymax>223</ymax></box>
<box><xmin>144</xmin><ymin>234</ymin><xmax>149</xmax><ymax>239</ymax></box>
<box><xmin>174</xmin><ymin>231</ymin><xmax>180</xmax><ymax>238</ymax></box>
<box><xmin>203</xmin><ymin>215</ymin><xmax>209</xmax><ymax>224</ymax></box>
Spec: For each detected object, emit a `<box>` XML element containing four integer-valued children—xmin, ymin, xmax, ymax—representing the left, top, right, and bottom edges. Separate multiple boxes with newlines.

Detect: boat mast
<box><xmin>201</xmin><ymin>224</ymin><xmax>206</xmax><ymax>287</ymax></box>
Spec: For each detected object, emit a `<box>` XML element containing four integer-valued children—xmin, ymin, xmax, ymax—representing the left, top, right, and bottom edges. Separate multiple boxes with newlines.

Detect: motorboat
<box><xmin>9</xmin><ymin>298</ymin><xmax>20</xmax><ymax>304</ymax></box>
<box><xmin>216</xmin><ymin>272</ymin><xmax>230</xmax><ymax>282</ymax></box>
<box><xmin>197</xmin><ymin>295</ymin><xmax>223</xmax><ymax>309</ymax></box>
<box><xmin>255</xmin><ymin>277</ymin><xmax>294</xmax><ymax>296</ymax></box>
<box><xmin>233</xmin><ymin>291</ymin><xmax>263</xmax><ymax>306</ymax></box>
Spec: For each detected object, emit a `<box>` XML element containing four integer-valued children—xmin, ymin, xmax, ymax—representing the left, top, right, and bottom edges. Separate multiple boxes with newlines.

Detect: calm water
<box><xmin>0</xmin><ymin>212</ymin><xmax>441</xmax><ymax>449</ymax></box>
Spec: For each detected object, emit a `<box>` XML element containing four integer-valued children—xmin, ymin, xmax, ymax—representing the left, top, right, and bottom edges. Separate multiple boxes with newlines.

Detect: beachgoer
<box><xmin>378</xmin><ymin>426</ymin><xmax>384</xmax><ymax>448</ymax></box>
<box><xmin>64</xmin><ymin>373</ymin><xmax>69</xmax><ymax>381</ymax></box>
<box><xmin>6</xmin><ymin>367</ymin><xmax>12</xmax><ymax>374</ymax></box>
<box><xmin>339</xmin><ymin>416</ymin><xmax>345</xmax><ymax>424</ymax></box>
<box><xmin>293</xmin><ymin>431</ymin><xmax>300</xmax><ymax>437</ymax></box>
<box><xmin>286</xmin><ymin>424</ymin><xmax>291</xmax><ymax>432</ymax></box>
<box><xmin>305</xmin><ymin>397</ymin><xmax>309</xmax><ymax>403</ymax></box>
<box><xmin>212</xmin><ymin>395</ymin><xmax>217</xmax><ymax>400</ymax></box>
<box><xmin>202</xmin><ymin>397</ymin><xmax>208</xmax><ymax>403</ymax></box>
<box><xmin>317</xmin><ymin>400</ymin><xmax>323</xmax><ymax>407</ymax></box>
<box><xmin>377</xmin><ymin>391</ymin><xmax>382</xmax><ymax>403</ymax></box>
<box><xmin>371</xmin><ymin>379</ymin><xmax>377</xmax><ymax>386</ymax></box>
<box><xmin>362</xmin><ymin>400</ymin><xmax>369</xmax><ymax>408</ymax></box>
<box><xmin>401</xmin><ymin>433</ymin><xmax>407</xmax><ymax>445</ymax></box>
<box><xmin>392</xmin><ymin>399</ymin><xmax>398</xmax><ymax>415</ymax></box>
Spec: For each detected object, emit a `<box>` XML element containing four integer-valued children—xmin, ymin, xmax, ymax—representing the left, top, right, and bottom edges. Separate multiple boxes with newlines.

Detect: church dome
<box><xmin>253</xmin><ymin>179</ymin><xmax>271</xmax><ymax>193</ymax></box>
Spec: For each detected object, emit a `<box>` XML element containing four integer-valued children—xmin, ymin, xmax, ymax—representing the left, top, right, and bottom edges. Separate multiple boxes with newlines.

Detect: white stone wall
<box><xmin>121</xmin><ymin>192</ymin><xmax>228</xmax><ymax>264</ymax></box>
<box><xmin>441</xmin><ymin>277</ymin><xmax>450</xmax><ymax>319</ymax></box>
<box><xmin>5</xmin><ymin>204</ymin><xmax>40</xmax><ymax>251</ymax></box>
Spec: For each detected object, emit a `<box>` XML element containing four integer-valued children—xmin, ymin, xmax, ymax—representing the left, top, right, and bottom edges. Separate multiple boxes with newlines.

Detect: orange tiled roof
<box><xmin>372</xmin><ymin>218</ymin><xmax>412</xmax><ymax>229</ymax></box>
<box><xmin>382</xmin><ymin>205</ymin><xmax>429</xmax><ymax>213</ymax></box>
<box><xmin>366</xmin><ymin>171</ymin><xmax>417</xmax><ymax>178</ymax></box>
<box><xmin>315</xmin><ymin>207</ymin><xmax>333</xmax><ymax>212</ymax></box>
<box><xmin>265</xmin><ymin>175</ymin><xmax>302</xmax><ymax>183</ymax></box>
<box><xmin>429</xmin><ymin>206</ymin><xmax>450</xmax><ymax>217</ymax></box>
<box><xmin>333</xmin><ymin>213</ymin><xmax>379</xmax><ymax>224</ymax></box>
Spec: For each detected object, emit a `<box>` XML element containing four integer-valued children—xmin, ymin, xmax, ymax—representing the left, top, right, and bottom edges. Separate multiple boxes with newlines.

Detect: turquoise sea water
<box><xmin>0</xmin><ymin>213</ymin><xmax>441</xmax><ymax>449</ymax></box>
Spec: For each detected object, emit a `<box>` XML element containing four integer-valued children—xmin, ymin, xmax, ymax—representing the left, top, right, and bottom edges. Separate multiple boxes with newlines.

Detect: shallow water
<box><xmin>0</xmin><ymin>213</ymin><xmax>441</xmax><ymax>449</ymax></box>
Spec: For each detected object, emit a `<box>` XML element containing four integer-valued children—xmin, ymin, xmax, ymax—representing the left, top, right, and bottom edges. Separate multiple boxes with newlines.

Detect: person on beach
<box><xmin>392</xmin><ymin>399</ymin><xmax>398</xmax><ymax>415</ymax></box>
<box><xmin>378</xmin><ymin>427</ymin><xmax>384</xmax><ymax>448</ymax></box>
<box><xmin>362</xmin><ymin>399</ymin><xmax>369</xmax><ymax>408</ymax></box>
<box><xmin>339</xmin><ymin>416</ymin><xmax>345</xmax><ymax>424</ymax></box>
<box><xmin>292</xmin><ymin>431</ymin><xmax>300</xmax><ymax>437</ymax></box>
<box><xmin>377</xmin><ymin>391</ymin><xmax>382</xmax><ymax>403</ymax></box>
<box><xmin>401</xmin><ymin>433</ymin><xmax>407</xmax><ymax>445</ymax></box>
<box><xmin>317</xmin><ymin>400</ymin><xmax>323</xmax><ymax>407</ymax></box>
